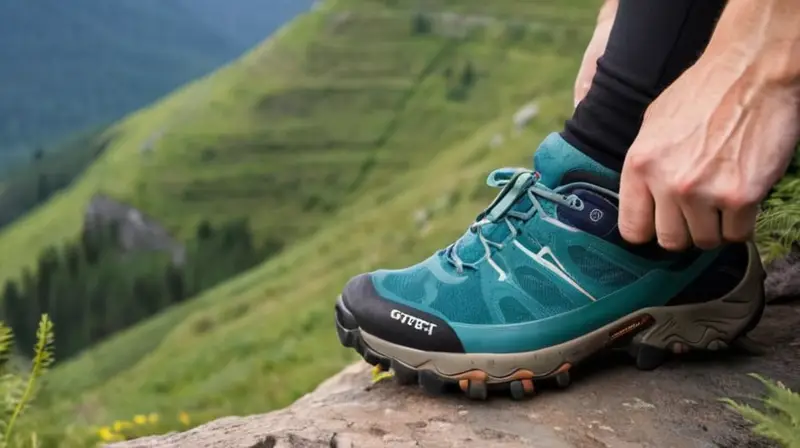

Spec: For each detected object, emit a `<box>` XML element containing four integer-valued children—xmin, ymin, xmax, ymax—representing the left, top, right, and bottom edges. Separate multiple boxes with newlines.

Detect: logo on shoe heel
<box><xmin>390</xmin><ymin>309</ymin><xmax>437</xmax><ymax>336</ymax></box>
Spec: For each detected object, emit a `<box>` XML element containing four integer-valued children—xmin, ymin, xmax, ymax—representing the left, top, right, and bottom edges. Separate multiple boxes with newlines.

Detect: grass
<box><xmin>0</xmin><ymin>0</ymin><xmax>603</xmax><ymax>439</ymax></box>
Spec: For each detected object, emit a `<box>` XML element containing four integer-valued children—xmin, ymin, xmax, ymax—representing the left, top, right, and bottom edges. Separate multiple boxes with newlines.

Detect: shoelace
<box><xmin>445</xmin><ymin>167</ymin><xmax>586</xmax><ymax>274</ymax></box>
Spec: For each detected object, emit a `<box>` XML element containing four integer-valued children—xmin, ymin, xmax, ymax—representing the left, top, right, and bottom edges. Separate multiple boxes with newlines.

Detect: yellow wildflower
<box><xmin>112</xmin><ymin>420</ymin><xmax>125</xmax><ymax>432</ymax></box>
<box><xmin>370</xmin><ymin>364</ymin><xmax>394</xmax><ymax>384</ymax></box>
<box><xmin>133</xmin><ymin>414</ymin><xmax>148</xmax><ymax>425</ymax></box>
<box><xmin>97</xmin><ymin>426</ymin><xmax>118</xmax><ymax>442</ymax></box>
<box><xmin>178</xmin><ymin>411</ymin><xmax>191</xmax><ymax>426</ymax></box>
<box><xmin>147</xmin><ymin>413</ymin><xmax>159</xmax><ymax>424</ymax></box>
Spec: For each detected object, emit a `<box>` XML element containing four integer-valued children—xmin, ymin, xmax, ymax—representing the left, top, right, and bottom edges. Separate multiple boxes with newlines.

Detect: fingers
<box><xmin>680</xmin><ymin>200</ymin><xmax>722</xmax><ymax>249</ymax></box>
<box><xmin>619</xmin><ymin>164</ymin><xmax>656</xmax><ymax>244</ymax></box>
<box><xmin>619</xmin><ymin>141</ymin><xmax>760</xmax><ymax>251</ymax></box>
<box><xmin>654</xmin><ymin>194</ymin><xmax>691</xmax><ymax>251</ymax></box>
<box><xmin>621</xmin><ymin>180</ymin><xmax>757</xmax><ymax>250</ymax></box>
<box><xmin>621</xmin><ymin>157</ymin><xmax>726</xmax><ymax>251</ymax></box>
<box><xmin>721</xmin><ymin>203</ymin><xmax>759</xmax><ymax>242</ymax></box>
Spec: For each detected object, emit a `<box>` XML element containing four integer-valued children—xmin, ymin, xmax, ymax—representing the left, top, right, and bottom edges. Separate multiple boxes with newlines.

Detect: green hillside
<box><xmin>5</xmin><ymin>0</ymin><xmax>605</xmax><ymax>443</ymax></box>
<box><xmin>0</xmin><ymin>0</ymin><xmax>598</xmax><ymax>291</ymax></box>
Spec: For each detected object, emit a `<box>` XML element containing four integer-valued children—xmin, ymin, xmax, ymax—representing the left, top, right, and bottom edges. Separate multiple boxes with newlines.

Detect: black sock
<box><xmin>561</xmin><ymin>0</ymin><xmax>727</xmax><ymax>172</ymax></box>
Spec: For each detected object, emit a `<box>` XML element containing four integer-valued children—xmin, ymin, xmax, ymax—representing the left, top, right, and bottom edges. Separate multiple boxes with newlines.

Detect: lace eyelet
<box><xmin>572</xmin><ymin>198</ymin><xmax>585</xmax><ymax>211</ymax></box>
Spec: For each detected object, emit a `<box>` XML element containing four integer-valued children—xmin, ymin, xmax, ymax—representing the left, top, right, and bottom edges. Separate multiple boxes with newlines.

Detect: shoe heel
<box><xmin>632</xmin><ymin>242</ymin><xmax>766</xmax><ymax>369</ymax></box>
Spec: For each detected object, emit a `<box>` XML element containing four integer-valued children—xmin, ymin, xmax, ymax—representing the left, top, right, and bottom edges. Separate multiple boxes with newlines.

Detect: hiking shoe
<box><xmin>334</xmin><ymin>132</ymin><xmax>766</xmax><ymax>400</ymax></box>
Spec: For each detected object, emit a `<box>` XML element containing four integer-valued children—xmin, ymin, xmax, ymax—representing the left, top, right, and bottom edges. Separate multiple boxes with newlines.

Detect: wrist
<box><xmin>759</xmin><ymin>42</ymin><xmax>800</xmax><ymax>96</ymax></box>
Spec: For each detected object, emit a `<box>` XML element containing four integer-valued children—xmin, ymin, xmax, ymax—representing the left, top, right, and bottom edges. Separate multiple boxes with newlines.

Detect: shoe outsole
<box><xmin>335</xmin><ymin>286</ymin><xmax>766</xmax><ymax>402</ymax></box>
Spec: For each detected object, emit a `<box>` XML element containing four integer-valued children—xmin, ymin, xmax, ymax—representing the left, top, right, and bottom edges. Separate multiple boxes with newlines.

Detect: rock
<box><xmin>85</xmin><ymin>194</ymin><xmax>185</xmax><ymax>265</ymax></box>
<box><xmin>140</xmin><ymin>129</ymin><xmax>164</xmax><ymax>154</ymax></box>
<box><xmin>433</xmin><ymin>193</ymin><xmax>458</xmax><ymax>212</ymax></box>
<box><xmin>109</xmin><ymin>303</ymin><xmax>799</xmax><ymax>448</ymax></box>
<box><xmin>765</xmin><ymin>243</ymin><xmax>800</xmax><ymax>303</ymax></box>
<box><xmin>489</xmin><ymin>133</ymin><xmax>505</xmax><ymax>149</ymax></box>
<box><xmin>327</xmin><ymin>11</ymin><xmax>352</xmax><ymax>32</ymax></box>
<box><xmin>412</xmin><ymin>208</ymin><xmax>429</xmax><ymax>229</ymax></box>
<box><xmin>513</xmin><ymin>102</ymin><xmax>540</xmax><ymax>129</ymax></box>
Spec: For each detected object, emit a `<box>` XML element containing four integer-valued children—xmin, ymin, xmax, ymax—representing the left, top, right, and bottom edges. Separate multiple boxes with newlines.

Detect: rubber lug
<box><xmin>391</xmin><ymin>361</ymin><xmax>418</xmax><ymax>385</ymax></box>
<box><xmin>634</xmin><ymin>344</ymin><xmax>669</xmax><ymax>371</ymax></box>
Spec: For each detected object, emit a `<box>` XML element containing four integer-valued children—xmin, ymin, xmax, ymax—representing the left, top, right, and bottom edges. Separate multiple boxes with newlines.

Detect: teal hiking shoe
<box><xmin>334</xmin><ymin>132</ymin><xmax>766</xmax><ymax>400</ymax></box>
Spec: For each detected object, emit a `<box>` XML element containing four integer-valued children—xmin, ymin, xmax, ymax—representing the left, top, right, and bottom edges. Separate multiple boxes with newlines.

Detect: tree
<box><xmin>133</xmin><ymin>276</ymin><xmax>160</xmax><ymax>315</ymax></box>
<box><xmin>35</xmin><ymin>246</ymin><xmax>60</xmax><ymax>315</ymax></box>
<box><xmin>411</xmin><ymin>12</ymin><xmax>432</xmax><ymax>35</ymax></box>
<box><xmin>221</xmin><ymin>218</ymin><xmax>252</xmax><ymax>250</ymax></box>
<box><xmin>81</xmin><ymin>229</ymin><xmax>101</xmax><ymax>265</ymax></box>
<box><xmin>0</xmin><ymin>216</ymin><xmax>270</xmax><ymax>364</ymax></box>
<box><xmin>443</xmin><ymin>66</ymin><xmax>453</xmax><ymax>80</ymax></box>
<box><xmin>460</xmin><ymin>61</ymin><xmax>476</xmax><ymax>88</ymax></box>
<box><xmin>165</xmin><ymin>265</ymin><xmax>185</xmax><ymax>303</ymax></box>
<box><xmin>2</xmin><ymin>281</ymin><xmax>21</xmax><ymax>314</ymax></box>
<box><xmin>63</xmin><ymin>243</ymin><xmax>82</xmax><ymax>278</ymax></box>
<box><xmin>506</xmin><ymin>22</ymin><xmax>526</xmax><ymax>41</ymax></box>
<box><xmin>196</xmin><ymin>219</ymin><xmax>214</xmax><ymax>241</ymax></box>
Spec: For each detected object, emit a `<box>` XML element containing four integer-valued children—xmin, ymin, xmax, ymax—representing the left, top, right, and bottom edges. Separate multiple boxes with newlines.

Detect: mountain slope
<box><xmin>3</xmin><ymin>0</ymin><xmax>602</xmax><ymax>442</ymax></box>
<box><xmin>0</xmin><ymin>0</ymin><xmax>597</xmax><ymax>289</ymax></box>
<box><xmin>0</xmin><ymin>0</ymin><xmax>304</xmax><ymax>159</ymax></box>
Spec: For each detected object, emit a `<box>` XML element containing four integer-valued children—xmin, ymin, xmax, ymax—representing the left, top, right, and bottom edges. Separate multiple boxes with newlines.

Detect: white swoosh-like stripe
<box><xmin>488</xmin><ymin>257</ymin><xmax>507</xmax><ymax>281</ymax></box>
<box><xmin>512</xmin><ymin>240</ymin><xmax>596</xmax><ymax>301</ymax></box>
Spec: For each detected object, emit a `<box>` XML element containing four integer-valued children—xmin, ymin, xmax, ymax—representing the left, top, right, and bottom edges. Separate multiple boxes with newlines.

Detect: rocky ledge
<box><xmin>111</xmin><ymin>250</ymin><xmax>800</xmax><ymax>448</ymax></box>
<box><xmin>110</xmin><ymin>302</ymin><xmax>798</xmax><ymax>448</ymax></box>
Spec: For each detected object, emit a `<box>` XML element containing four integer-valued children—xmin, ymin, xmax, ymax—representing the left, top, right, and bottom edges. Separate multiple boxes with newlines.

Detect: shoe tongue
<box><xmin>533</xmin><ymin>132</ymin><xmax>620</xmax><ymax>190</ymax></box>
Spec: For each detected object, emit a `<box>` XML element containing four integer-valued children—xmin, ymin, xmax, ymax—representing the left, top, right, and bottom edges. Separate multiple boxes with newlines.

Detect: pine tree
<box><xmin>411</xmin><ymin>12</ymin><xmax>432</xmax><ymax>35</ymax></box>
<box><xmin>460</xmin><ymin>60</ymin><xmax>476</xmax><ymax>88</ymax></box>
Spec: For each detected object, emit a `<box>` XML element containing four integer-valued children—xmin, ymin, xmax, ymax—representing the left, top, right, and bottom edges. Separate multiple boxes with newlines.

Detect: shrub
<box><xmin>0</xmin><ymin>314</ymin><xmax>54</xmax><ymax>448</ymax></box>
<box><xmin>723</xmin><ymin>374</ymin><xmax>800</xmax><ymax>448</ymax></box>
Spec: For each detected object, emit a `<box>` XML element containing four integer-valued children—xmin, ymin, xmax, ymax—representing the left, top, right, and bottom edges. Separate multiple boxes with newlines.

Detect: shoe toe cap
<box><xmin>340</xmin><ymin>273</ymin><xmax>465</xmax><ymax>353</ymax></box>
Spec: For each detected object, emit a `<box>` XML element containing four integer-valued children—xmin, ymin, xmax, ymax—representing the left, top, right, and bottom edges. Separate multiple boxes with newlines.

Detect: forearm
<box><xmin>597</xmin><ymin>0</ymin><xmax>618</xmax><ymax>24</ymax></box>
<box><xmin>703</xmin><ymin>0</ymin><xmax>800</xmax><ymax>91</ymax></box>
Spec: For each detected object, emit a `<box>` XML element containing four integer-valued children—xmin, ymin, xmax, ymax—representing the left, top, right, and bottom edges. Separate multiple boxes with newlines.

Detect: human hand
<box><xmin>574</xmin><ymin>0</ymin><xmax>617</xmax><ymax>108</ymax></box>
<box><xmin>618</xmin><ymin>52</ymin><xmax>800</xmax><ymax>251</ymax></box>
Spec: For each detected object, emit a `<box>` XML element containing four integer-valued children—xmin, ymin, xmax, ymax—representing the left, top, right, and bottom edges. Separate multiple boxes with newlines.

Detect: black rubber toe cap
<box><xmin>340</xmin><ymin>273</ymin><xmax>465</xmax><ymax>353</ymax></box>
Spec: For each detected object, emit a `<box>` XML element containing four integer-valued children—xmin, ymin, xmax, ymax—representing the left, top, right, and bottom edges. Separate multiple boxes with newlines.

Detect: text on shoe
<box><xmin>390</xmin><ymin>309</ymin><xmax>437</xmax><ymax>336</ymax></box>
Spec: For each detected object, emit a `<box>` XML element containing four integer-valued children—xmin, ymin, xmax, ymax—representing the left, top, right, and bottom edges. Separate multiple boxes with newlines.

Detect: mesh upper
<box><xmin>372</xmin><ymin>246</ymin><xmax>606</xmax><ymax>325</ymax></box>
<box><xmin>369</xmin><ymin>132</ymin><xmax>641</xmax><ymax>327</ymax></box>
